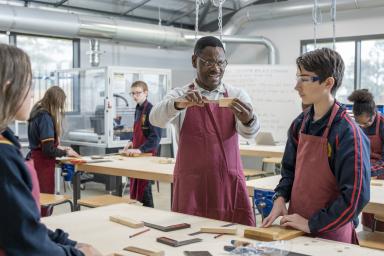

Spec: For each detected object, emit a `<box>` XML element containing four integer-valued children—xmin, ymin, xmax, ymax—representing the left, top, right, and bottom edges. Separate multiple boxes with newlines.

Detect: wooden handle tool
<box><xmin>124</xmin><ymin>246</ymin><xmax>164</xmax><ymax>256</ymax></box>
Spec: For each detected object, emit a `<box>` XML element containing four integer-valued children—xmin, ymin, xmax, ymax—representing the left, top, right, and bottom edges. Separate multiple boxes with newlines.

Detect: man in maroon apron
<box><xmin>348</xmin><ymin>89</ymin><xmax>384</xmax><ymax>232</ymax></box>
<box><xmin>262</xmin><ymin>48</ymin><xmax>370</xmax><ymax>244</ymax></box>
<box><xmin>149</xmin><ymin>36</ymin><xmax>259</xmax><ymax>226</ymax></box>
<box><xmin>122</xmin><ymin>81</ymin><xmax>161</xmax><ymax>207</ymax></box>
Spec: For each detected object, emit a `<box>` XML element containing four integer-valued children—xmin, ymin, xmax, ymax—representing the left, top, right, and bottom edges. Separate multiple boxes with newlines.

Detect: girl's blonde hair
<box><xmin>0</xmin><ymin>43</ymin><xmax>32</xmax><ymax>132</ymax></box>
<box><xmin>30</xmin><ymin>86</ymin><xmax>66</xmax><ymax>137</ymax></box>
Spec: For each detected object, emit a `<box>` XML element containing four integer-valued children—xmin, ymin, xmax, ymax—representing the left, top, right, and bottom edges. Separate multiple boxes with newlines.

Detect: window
<box><xmin>361</xmin><ymin>39</ymin><xmax>384</xmax><ymax>104</ymax></box>
<box><xmin>302</xmin><ymin>35</ymin><xmax>384</xmax><ymax>104</ymax></box>
<box><xmin>0</xmin><ymin>33</ymin><xmax>8</xmax><ymax>44</ymax></box>
<box><xmin>16</xmin><ymin>35</ymin><xmax>77</xmax><ymax>111</ymax></box>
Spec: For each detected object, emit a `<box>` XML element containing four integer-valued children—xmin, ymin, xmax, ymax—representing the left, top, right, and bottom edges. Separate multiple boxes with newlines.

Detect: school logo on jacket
<box><xmin>328</xmin><ymin>142</ymin><xmax>332</xmax><ymax>158</ymax></box>
<box><xmin>141</xmin><ymin>114</ymin><xmax>146</xmax><ymax>126</ymax></box>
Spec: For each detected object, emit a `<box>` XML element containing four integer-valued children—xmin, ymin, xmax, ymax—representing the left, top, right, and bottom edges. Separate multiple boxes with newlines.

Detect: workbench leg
<box><xmin>73</xmin><ymin>171</ymin><xmax>81</xmax><ymax>211</ymax></box>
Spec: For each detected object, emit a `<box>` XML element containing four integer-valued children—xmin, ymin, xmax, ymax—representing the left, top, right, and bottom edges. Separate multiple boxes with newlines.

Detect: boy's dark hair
<box><xmin>348</xmin><ymin>89</ymin><xmax>376</xmax><ymax>116</ymax></box>
<box><xmin>194</xmin><ymin>36</ymin><xmax>225</xmax><ymax>55</ymax></box>
<box><xmin>296</xmin><ymin>48</ymin><xmax>345</xmax><ymax>96</ymax></box>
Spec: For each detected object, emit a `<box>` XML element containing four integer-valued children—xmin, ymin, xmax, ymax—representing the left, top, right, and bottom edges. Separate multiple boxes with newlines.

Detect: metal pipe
<box><xmin>0</xmin><ymin>4</ymin><xmax>276</xmax><ymax>63</ymax></box>
<box><xmin>223</xmin><ymin>0</ymin><xmax>384</xmax><ymax>35</ymax></box>
<box><xmin>184</xmin><ymin>34</ymin><xmax>277</xmax><ymax>64</ymax></box>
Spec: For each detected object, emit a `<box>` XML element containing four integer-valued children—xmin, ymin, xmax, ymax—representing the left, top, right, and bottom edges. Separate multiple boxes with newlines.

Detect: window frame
<box><xmin>1</xmin><ymin>31</ymin><xmax>81</xmax><ymax>114</ymax></box>
<box><xmin>301</xmin><ymin>34</ymin><xmax>384</xmax><ymax>103</ymax></box>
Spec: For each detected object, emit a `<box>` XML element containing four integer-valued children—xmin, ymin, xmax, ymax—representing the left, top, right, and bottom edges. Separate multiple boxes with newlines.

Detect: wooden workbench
<box><xmin>64</xmin><ymin>156</ymin><xmax>175</xmax><ymax>210</ymax></box>
<box><xmin>41</xmin><ymin>204</ymin><xmax>383</xmax><ymax>255</ymax></box>
<box><xmin>239</xmin><ymin>144</ymin><xmax>285</xmax><ymax>158</ymax></box>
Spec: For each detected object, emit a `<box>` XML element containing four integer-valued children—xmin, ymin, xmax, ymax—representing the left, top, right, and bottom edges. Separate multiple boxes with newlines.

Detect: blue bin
<box><xmin>254</xmin><ymin>189</ymin><xmax>274</xmax><ymax>218</ymax></box>
<box><xmin>61</xmin><ymin>163</ymin><xmax>75</xmax><ymax>182</ymax></box>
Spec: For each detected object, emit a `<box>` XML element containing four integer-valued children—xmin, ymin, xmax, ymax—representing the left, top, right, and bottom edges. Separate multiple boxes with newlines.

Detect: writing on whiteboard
<box><xmin>223</xmin><ymin>65</ymin><xmax>302</xmax><ymax>143</ymax></box>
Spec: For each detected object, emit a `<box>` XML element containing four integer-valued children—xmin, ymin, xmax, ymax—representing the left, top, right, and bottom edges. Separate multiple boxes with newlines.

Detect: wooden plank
<box><xmin>109</xmin><ymin>215</ymin><xmax>144</xmax><ymax>228</ymax></box>
<box><xmin>78</xmin><ymin>195</ymin><xmax>136</xmax><ymax>208</ymax></box>
<box><xmin>358</xmin><ymin>231</ymin><xmax>384</xmax><ymax>250</ymax></box>
<box><xmin>40</xmin><ymin>193</ymin><xmax>71</xmax><ymax>206</ymax></box>
<box><xmin>124</xmin><ymin>246</ymin><xmax>164</xmax><ymax>256</ymax></box>
<box><xmin>244</xmin><ymin>225</ymin><xmax>304</xmax><ymax>241</ymax></box>
<box><xmin>200</xmin><ymin>227</ymin><xmax>237</xmax><ymax>235</ymax></box>
<box><xmin>174</xmin><ymin>98</ymin><xmax>234</xmax><ymax>108</ymax></box>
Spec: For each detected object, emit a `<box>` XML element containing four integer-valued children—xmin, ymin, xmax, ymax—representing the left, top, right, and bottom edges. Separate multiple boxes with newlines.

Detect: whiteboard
<box><xmin>223</xmin><ymin>65</ymin><xmax>302</xmax><ymax>143</ymax></box>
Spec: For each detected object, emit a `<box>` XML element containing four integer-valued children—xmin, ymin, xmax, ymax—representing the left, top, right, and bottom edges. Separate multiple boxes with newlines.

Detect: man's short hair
<box><xmin>194</xmin><ymin>36</ymin><xmax>225</xmax><ymax>55</ymax></box>
<box><xmin>131</xmin><ymin>80</ymin><xmax>148</xmax><ymax>92</ymax></box>
<box><xmin>296</xmin><ymin>48</ymin><xmax>345</xmax><ymax>96</ymax></box>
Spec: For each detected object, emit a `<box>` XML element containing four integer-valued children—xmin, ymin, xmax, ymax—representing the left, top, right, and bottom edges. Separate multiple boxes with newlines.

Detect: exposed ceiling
<box><xmin>6</xmin><ymin>0</ymin><xmax>287</xmax><ymax>31</ymax></box>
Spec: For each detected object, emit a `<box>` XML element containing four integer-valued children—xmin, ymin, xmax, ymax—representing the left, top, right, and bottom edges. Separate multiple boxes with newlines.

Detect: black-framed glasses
<box><xmin>296</xmin><ymin>75</ymin><xmax>320</xmax><ymax>83</ymax></box>
<box><xmin>197</xmin><ymin>54</ymin><xmax>228</xmax><ymax>69</ymax></box>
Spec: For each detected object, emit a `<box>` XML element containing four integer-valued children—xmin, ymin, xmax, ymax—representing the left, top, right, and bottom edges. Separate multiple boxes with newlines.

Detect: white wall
<box><xmin>227</xmin><ymin>5</ymin><xmax>384</xmax><ymax>65</ymax></box>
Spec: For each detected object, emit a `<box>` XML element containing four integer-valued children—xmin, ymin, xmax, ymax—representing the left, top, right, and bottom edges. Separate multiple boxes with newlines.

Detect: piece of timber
<box><xmin>199</xmin><ymin>227</ymin><xmax>237</xmax><ymax>235</ymax></box>
<box><xmin>244</xmin><ymin>225</ymin><xmax>305</xmax><ymax>241</ymax></box>
<box><xmin>123</xmin><ymin>246</ymin><xmax>164</xmax><ymax>256</ymax></box>
<box><xmin>109</xmin><ymin>215</ymin><xmax>144</xmax><ymax>228</ymax></box>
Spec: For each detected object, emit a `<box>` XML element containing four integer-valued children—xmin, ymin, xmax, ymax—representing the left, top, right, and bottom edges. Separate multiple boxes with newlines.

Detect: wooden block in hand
<box><xmin>124</xmin><ymin>246</ymin><xmax>164</xmax><ymax>256</ymax></box>
<box><xmin>200</xmin><ymin>227</ymin><xmax>237</xmax><ymax>235</ymax></box>
<box><xmin>175</xmin><ymin>98</ymin><xmax>234</xmax><ymax>108</ymax></box>
<box><xmin>218</xmin><ymin>98</ymin><xmax>234</xmax><ymax>107</ymax></box>
<box><xmin>109</xmin><ymin>215</ymin><xmax>144</xmax><ymax>228</ymax></box>
<box><xmin>244</xmin><ymin>225</ymin><xmax>304</xmax><ymax>241</ymax></box>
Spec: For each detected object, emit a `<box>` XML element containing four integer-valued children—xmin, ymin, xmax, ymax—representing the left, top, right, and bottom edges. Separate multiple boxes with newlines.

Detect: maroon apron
<box><xmin>31</xmin><ymin>139</ymin><xmax>58</xmax><ymax>217</ymax></box>
<box><xmin>130</xmin><ymin>101</ymin><xmax>156</xmax><ymax>202</ymax></box>
<box><xmin>172</xmin><ymin>86</ymin><xmax>255</xmax><ymax>226</ymax></box>
<box><xmin>289</xmin><ymin>104</ymin><xmax>358</xmax><ymax>244</ymax></box>
<box><xmin>0</xmin><ymin>138</ymin><xmax>41</xmax><ymax>256</ymax></box>
<box><xmin>362</xmin><ymin>112</ymin><xmax>384</xmax><ymax>231</ymax></box>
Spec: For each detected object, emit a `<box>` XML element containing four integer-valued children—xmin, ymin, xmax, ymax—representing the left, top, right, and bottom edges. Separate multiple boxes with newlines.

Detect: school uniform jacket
<box><xmin>134</xmin><ymin>100</ymin><xmax>161</xmax><ymax>153</ymax></box>
<box><xmin>0</xmin><ymin>128</ymin><xmax>84</xmax><ymax>256</ymax></box>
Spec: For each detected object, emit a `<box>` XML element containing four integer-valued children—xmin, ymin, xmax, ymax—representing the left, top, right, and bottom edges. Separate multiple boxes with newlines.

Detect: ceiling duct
<box><xmin>223</xmin><ymin>0</ymin><xmax>384</xmax><ymax>35</ymax></box>
<box><xmin>0</xmin><ymin>4</ymin><xmax>277</xmax><ymax>63</ymax></box>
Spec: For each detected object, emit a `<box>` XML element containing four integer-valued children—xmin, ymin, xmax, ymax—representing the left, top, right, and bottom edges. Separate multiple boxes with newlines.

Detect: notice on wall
<box><xmin>223</xmin><ymin>65</ymin><xmax>302</xmax><ymax>143</ymax></box>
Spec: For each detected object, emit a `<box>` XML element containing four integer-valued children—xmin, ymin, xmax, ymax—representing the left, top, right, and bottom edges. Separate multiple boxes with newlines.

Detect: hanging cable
<box><xmin>212</xmin><ymin>0</ymin><xmax>225</xmax><ymax>41</ymax></box>
<box><xmin>218</xmin><ymin>0</ymin><xmax>224</xmax><ymax>40</ymax></box>
<box><xmin>195</xmin><ymin>0</ymin><xmax>200</xmax><ymax>39</ymax></box>
<box><xmin>158</xmin><ymin>6</ymin><xmax>162</xmax><ymax>27</ymax></box>
<box><xmin>331</xmin><ymin>0</ymin><xmax>337</xmax><ymax>50</ymax></box>
<box><xmin>312</xmin><ymin>0</ymin><xmax>322</xmax><ymax>49</ymax></box>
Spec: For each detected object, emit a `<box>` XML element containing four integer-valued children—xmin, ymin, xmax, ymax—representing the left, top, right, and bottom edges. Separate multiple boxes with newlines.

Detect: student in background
<box><xmin>262</xmin><ymin>48</ymin><xmax>370</xmax><ymax>244</ymax></box>
<box><xmin>348</xmin><ymin>89</ymin><xmax>384</xmax><ymax>232</ymax></box>
<box><xmin>0</xmin><ymin>43</ymin><xmax>101</xmax><ymax>256</ymax></box>
<box><xmin>122</xmin><ymin>80</ymin><xmax>161</xmax><ymax>207</ymax></box>
<box><xmin>28</xmin><ymin>86</ymin><xmax>80</xmax><ymax>216</ymax></box>
<box><xmin>149</xmin><ymin>36</ymin><xmax>259</xmax><ymax>226</ymax></box>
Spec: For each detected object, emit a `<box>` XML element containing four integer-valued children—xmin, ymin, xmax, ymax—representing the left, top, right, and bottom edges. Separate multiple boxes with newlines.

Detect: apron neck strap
<box><xmin>322</xmin><ymin>103</ymin><xmax>340</xmax><ymax>138</ymax></box>
<box><xmin>299</xmin><ymin>102</ymin><xmax>340</xmax><ymax>139</ymax></box>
